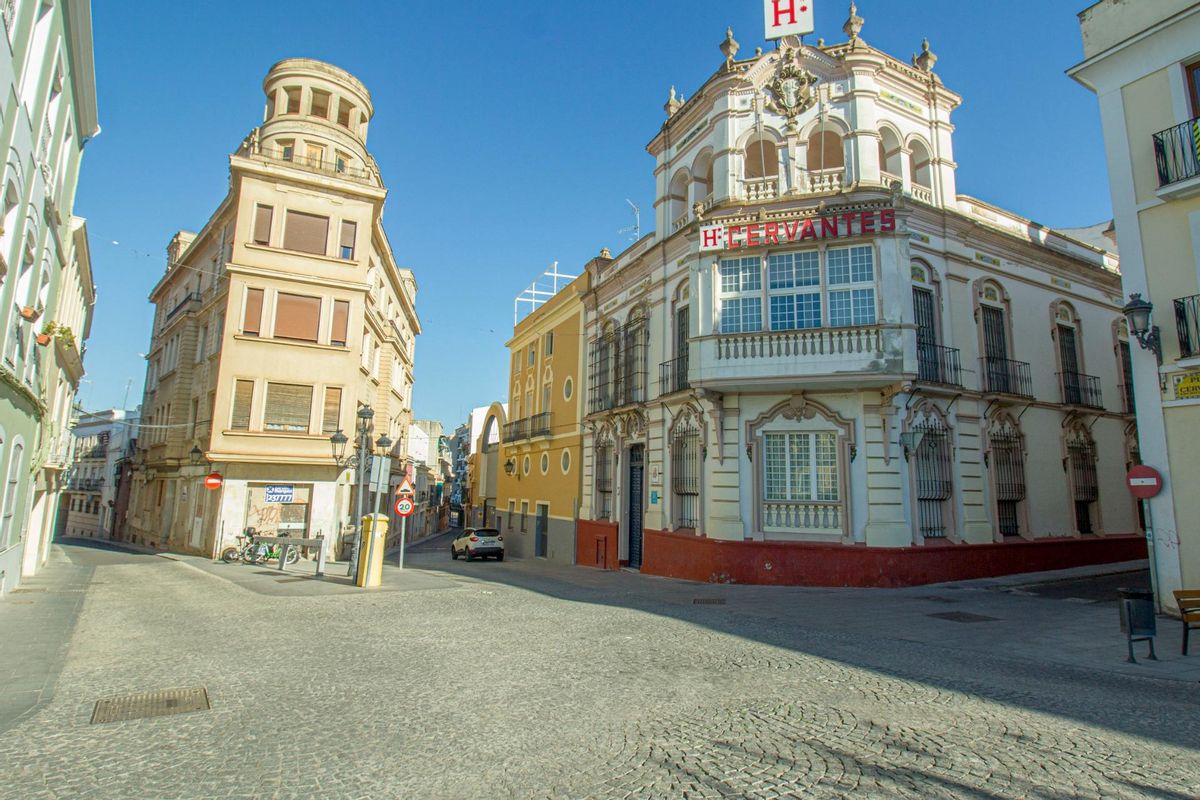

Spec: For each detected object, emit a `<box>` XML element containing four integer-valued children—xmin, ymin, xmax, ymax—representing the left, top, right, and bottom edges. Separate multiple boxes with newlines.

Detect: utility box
<box><xmin>356</xmin><ymin>514</ymin><xmax>388</xmax><ymax>588</ymax></box>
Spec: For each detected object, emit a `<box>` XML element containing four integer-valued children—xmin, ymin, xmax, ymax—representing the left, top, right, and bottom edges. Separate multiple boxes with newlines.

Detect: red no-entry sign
<box><xmin>1126</xmin><ymin>465</ymin><xmax>1163</xmax><ymax>499</ymax></box>
<box><xmin>204</xmin><ymin>472</ymin><xmax>224</xmax><ymax>490</ymax></box>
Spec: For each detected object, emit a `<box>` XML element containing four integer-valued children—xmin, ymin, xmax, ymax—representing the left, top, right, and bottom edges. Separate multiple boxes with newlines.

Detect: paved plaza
<box><xmin>0</xmin><ymin>535</ymin><xmax>1197</xmax><ymax>799</ymax></box>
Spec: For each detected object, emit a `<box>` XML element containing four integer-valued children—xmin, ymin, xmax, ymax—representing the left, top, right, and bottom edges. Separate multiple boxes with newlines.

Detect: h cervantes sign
<box><xmin>700</xmin><ymin>208</ymin><xmax>897</xmax><ymax>253</ymax></box>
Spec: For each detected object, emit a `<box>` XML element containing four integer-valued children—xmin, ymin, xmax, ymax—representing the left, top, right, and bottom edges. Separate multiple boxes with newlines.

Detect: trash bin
<box><xmin>356</xmin><ymin>514</ymin><xmax>388</xmax><ymax>588</ymax></box>
<box><xmin>1117</xmin><ymin>587</ymin><xmax>1156</xmax><ymax>663</ymax></box>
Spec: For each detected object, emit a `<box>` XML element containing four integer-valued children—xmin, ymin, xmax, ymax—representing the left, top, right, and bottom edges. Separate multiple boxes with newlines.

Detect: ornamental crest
<box><xmin>766</xmin><ymin>49</ymin><xmax>818</xmax><ymax>120</ymax></box>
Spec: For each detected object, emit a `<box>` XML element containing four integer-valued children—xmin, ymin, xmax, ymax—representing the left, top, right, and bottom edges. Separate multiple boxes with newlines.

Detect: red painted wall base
<box><xmin>576</xmin><ymin>519</ymin><xmax>619</xmax><ymax>570</ymax></box>
<box><xmin>638</xmin><ymin>528</ymin><xmax>1148</xmax><ymax>587</ymax></box>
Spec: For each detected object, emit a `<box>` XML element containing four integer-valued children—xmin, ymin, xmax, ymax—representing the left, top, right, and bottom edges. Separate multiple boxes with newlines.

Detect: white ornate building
<box><xmin>575</xmin><ymin>14</ymin><xmax>1143</xmax><ymax>585</ymax></box>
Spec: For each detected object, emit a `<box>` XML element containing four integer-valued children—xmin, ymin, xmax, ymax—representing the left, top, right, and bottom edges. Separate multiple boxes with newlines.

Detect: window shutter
<box><xmin>340</xmin><ymin>220</ymin><xmax>357</xmax><ymax>258</ymax></box>
<box><xmin>322</xmin><ymin>387</ymin><xmax>342</xmax><ymax>434</ymax></box>
<box><xmin>331</xmin><ymin>300</ymin><xmax>349</xmax><ymax>346</ymax></box>
<box><xmin>283</xmin><ymin>211</ymin><xmax>329</xmax><ymax>255</ymax></box>
<box><xmin>231</xmin><ymin>380</ymin><xmax>253</xmax><ymax>430</ymax></box>
<box><xmin>273</xmin><ymin>293</ymin><xmax>320</xmax><ymax>342</ymax></box>
<box><xmin>243</xmin><ymin>289</ymin><xmax>264</xmax><ymax>336</ymax></box>
<box><xmin>264</xmin><ymin>383</ymin><xmax>313</xmax><ymax>432</ymax></box>
<box><xmin>253</xmin><ymin>205</ymin><xmax>273</xmax><ymax>245</ymax></box>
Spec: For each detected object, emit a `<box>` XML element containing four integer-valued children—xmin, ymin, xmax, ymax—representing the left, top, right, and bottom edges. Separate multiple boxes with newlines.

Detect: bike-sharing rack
<box><xmin>250</xmin><ymin>535</ymin><xmax>327</xmax><ymax>576</ymax></box>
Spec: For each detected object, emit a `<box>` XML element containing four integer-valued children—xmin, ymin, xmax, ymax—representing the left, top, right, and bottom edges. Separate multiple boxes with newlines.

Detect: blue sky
<box><xmin>78</xmin><ymin>0</ymin><xmax>1110</xmax><ymax>432</ymax></box>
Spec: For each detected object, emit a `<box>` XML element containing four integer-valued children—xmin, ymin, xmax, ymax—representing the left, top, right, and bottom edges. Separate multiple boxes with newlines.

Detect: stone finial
<box><xmin>600</xmin><ymin>247</ymin><xmax>612</xmax><ymax>259</ymax></box>
<box><xmin>817</xmin><ymin>37</ymin><xmax>825</xmax><ymax>48</ymax></box>
<box><xmin>913</xmin><ymin>38</ymin><xmax>938</xmax><ymax>72</ymax></box>
<box><xmin>720</xmin><ymin>26</ymin><xmax>740</xmax><ymax>70</ymax></box>
<box><xmin>664</xmin><ymin>85</ymin><xmax>681</xmax><ymax>117</ymax></box>
<box><xmin>842</xmin><ymin>2</ymin><xmax>864</xmax><ymax>44</ymax></box>
<box><xmin>755</xmin><ymin>47</ymin><xmax>763</xmax><ymax>57</ymax></box>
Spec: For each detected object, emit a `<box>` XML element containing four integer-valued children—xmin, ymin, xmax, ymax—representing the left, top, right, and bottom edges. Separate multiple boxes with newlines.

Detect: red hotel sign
<box><xmin>700</xmin><ymin>208</ymin><xmax>896</xmax><ymax>253</ymax></box>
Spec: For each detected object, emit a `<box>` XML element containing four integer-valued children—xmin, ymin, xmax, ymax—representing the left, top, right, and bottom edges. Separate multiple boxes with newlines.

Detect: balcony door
<box><xmin>913</xmin><ymin>287</ymin><xmax>940</xmax><ymax>383</ymax></box>
<box><xmin>982</xmin><ymin>305</ymin><xmax>1010</xmax><ymax>393</ymax></box>
<box><xmin>1058</xmin><ymin>324</ymin><xmax>1082</xmax><ymax>404</ymax></box>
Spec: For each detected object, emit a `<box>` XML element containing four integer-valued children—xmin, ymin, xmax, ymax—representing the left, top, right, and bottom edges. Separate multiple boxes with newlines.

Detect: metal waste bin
<box><xmin>1118</xmin><ymin>587</ymin><xmax>1156</xmax><ymax>663</ymax></box>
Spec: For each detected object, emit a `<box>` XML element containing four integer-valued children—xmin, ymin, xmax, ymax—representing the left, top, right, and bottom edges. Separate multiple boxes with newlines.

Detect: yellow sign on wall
<box><xmin>1176</xmin><ymin>372</ymin><xmax>1200</xmax><ymax>400</ymax></box>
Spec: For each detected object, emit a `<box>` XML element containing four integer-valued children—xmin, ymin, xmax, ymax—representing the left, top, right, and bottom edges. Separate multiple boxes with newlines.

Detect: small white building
<box><xmin>63</xmin><ymin>408</ymin><xmax>139</xmax><ymax>539</ymax></box>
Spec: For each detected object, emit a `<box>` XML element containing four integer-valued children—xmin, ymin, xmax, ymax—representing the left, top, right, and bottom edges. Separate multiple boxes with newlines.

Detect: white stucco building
<box><xmin>575</xmin><ymin>15</ymin><xmax>1143</xmax><ymax>585</ymax></box>
<box><xmin>63</xmin><ymin>407</ymin><xmax>138</xmax><ymax>539</ymax></box>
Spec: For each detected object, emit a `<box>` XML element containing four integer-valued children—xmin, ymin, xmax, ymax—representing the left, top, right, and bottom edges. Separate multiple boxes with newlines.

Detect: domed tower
<box><xmin>256</xmin><ymin>58</ymin><xmax>377</xmax><ymax>185</ymax></box>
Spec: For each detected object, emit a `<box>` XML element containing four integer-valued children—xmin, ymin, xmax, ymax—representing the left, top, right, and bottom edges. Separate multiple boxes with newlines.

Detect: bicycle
<box><xmin>220</xmin><ymin>532</ymin><xmax>301</xmax><ymax>566</ymax></box>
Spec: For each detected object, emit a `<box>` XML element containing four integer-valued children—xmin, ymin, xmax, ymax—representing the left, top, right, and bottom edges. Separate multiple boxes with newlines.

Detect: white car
<box><xmin>451</xmin><ymin>527</ymin><xmax>504</xmax><ymax>561</ymax></box>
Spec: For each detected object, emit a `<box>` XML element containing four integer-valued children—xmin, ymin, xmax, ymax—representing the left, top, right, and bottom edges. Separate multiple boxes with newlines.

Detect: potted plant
<box><xmin>19</xmin><ymin>306</ymin><xmax>41</xmax><ymax>322</ymax></box>
<box><xmin>36</xmin><ymin>321</ymin><xmax>57</xmax><ymax>347</ymax></box>
<box><xmin>56</xmin><ymin>325</ymin><xmax>76</xmax><ymax>350</ymax></box>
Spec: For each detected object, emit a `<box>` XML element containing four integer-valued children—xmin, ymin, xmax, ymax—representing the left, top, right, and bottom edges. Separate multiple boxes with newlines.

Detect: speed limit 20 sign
<box><xmin>394</xmin><ymin>497</ymin><xmax>415</xmax><ymax>517</ymax></box>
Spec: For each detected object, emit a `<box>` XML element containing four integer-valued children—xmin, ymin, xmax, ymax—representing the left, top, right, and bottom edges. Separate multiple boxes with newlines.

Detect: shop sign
<box><xmin>764</xmin><ymin>0</ymin><xmax>814</xmax><ymax>39</ymax></box>
<box><xmin>1176</xmin><ymin>372</ymin><xmax>1200</xmax><ymax>400</ymax></box>
<box><xmin>264</xmin><ymin>485</ymin><xmax>294</xmax><ymax>503</ymax></box>
<box><xmin>700</xmin><ymin>208</ymin><xmax>895</xmax><ymax>253</ymax></box>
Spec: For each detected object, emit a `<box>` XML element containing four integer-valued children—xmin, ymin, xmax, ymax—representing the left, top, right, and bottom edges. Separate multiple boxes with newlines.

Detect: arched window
<box><xmin>878</xmin><ymin>127</ymin><xmax>903</xmax><ymax>179</ymax></box>
<box><xmin>671</xmin><ymin>411</ymin><xmax>701</xmax><ymax>530</ymax></box>
<box><xmin>691</xmin><ymin>150</ymin><xmax>714</xmax><ymax>209</ymax></box>
<box><xmin>1065</xmin><ymin>423</ymin><xmax>1099</xmax><ymax>534</ymax></box>
<box><xmin>908</xmin><ymin>403</ymin><xmax>954</xmax><ymax>541</ymax></box>
<box><xmin>806</xmin><ymin>130</ymin><xmax>844</xmax><ymax>171</ymax></box>
<box><xmin>978</xmin><ymin>280</ymin><xmax>1024</xmax><ymax>396</ymax></box>
<box><xmin>1052</xmin><ymin>302</ymin><xmax>1098</xmax><ymax>407</ymax></box>
<box><xmin>909</xmin><ymin>139</ymin><xmax>932</xmax><ymax>190</ymax></box>
<box><xmin>986</xmin><ymin>415</ymin><xmax>1026</xmax><ymax>537</ymax></box>
<box><xmin>743</xmin><ymin>138</ymin><xmax>778</xmax><ymax>180</ymax></box>
<box><xmin>0</xmin><ymin>440</ymin><xmax>23</xmax><ymax>547</ymax></box>
<box><xmin>668</xmin><ymin>169</ymin><xmax>690</xmax><ymax>229</ymax></box>
<box><xmin>593</xmin><ymin>432</ymin><xmax>615</xmax><ymax>520</ymax></box>
<box><xmin>911</xmin><ymin>260</ymin><xmax>946</xmax><ymax>383</ymax></box>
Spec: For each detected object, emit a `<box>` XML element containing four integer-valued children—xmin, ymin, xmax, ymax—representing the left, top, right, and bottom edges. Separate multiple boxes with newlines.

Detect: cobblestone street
<box><xmin>1</xmin><ymin>538</ymin><xmax>1197</xmax><ymax>799</ymax></box>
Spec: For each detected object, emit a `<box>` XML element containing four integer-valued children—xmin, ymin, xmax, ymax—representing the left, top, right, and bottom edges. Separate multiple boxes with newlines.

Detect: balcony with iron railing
<box><xmin>239</xmin><ymin>143</ymin><xmax>374</xmax><ymax>184</ymax></box>
<box><xmin>503</xmin><ymin>413</ymin><xmax>551</xmax><ymax>443</ymax></box>
<box><xmin>165</xmin><ymin>292</ymin><xmax>201</xmax><ymax>322</ymax></box>
<box><xmin>1176</xmin><ymin>293</ymin><xmax>1200</xmax><ymax>359</ymax></box>
<box><xmin>527</xmin><ymin>412</ymin><xmax>551</xmax><ymax>438</ymax></box>
<box><xmin>691</xmin><ymin>324</ymin><xmax>912</xmax><ymax>392</ymax></box>
<box><xmin>659</xmin><ymin>354</ymin><xmax>689</xmax><ymax>396</ymax></box>
<box><xmin>979</xmin><ymin>357</ymin><xmax>1033</xmax><ymax>398</ymax></box>
<box><xmin>916</xmin><ymin>342</ymin><xmax>962</xmax><ymax>387</ymax></box>
<box><xmin>1153</xmin><ymin>117</ymin><xmax>1200</xmax><ymax>188</ymax></box>
<box><xmin>502</xmin><ymin>418</ymin><xmax>528</xmax><ymax>443</ymax></box>
<box><xmin>1058</xmin><ymin>371</ymin><xmax>1104</xmax><ymax>410</ymax></box>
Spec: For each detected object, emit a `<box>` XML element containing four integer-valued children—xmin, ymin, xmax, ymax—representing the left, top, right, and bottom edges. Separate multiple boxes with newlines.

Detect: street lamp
<box><xmin>329</xmin><ymin>405</ymin><xmax>393</xmax><ymax>579</ymax></box>
<box><xmin>189</xmin><ymin>445</ymin><xmax>204</xmax><ymax>465</ymax></box>
<box><xmin>1123</xmin><ymin>292</ymin><xmax>1162</xmax><ymax>362</ymax></box>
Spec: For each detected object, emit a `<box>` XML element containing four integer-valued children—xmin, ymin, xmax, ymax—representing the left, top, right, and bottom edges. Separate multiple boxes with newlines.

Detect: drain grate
<box><xmin>90</xmin><ymin>687</ymin><xmax>210</xmax><ymax>724</ymax></box>
<box><xmin>693</xmin><ymin>598</ymin><xmax>726</xmax><ymax>605</ymax></box>
<box><xmin>927</xmin><ymin>611</ymin><xmax>1000</xmax><ymax>623</ymax></box>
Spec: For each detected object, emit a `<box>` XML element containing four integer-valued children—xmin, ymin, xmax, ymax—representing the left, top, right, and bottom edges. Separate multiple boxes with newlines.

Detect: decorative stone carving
<box><xmin>664</xmin><ymin>85</ymin><xmax>681</xmax><ymax>118</ymax></box>
<box><xmin>720</xmin><ymin>27</ymin><xmax>739</xmax><ymax>71</ymax></box>
<box><xmin>765</xmin><ymin>46</ymin><xmax>819</xmax><ymax>126</ymax></box>
<box><xmin>843</xmin><ymin>3</ymin><xmax>864</xmax><ymax>44</ymax></box>
<box><xmin>913</xmin><ymin>38</ymin><xmax>938</xmax><ymax>73</ymax></box>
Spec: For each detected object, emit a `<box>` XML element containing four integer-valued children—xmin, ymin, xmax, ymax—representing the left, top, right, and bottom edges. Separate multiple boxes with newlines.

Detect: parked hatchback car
<box><xmin>451</xmin><ymin>528</ymin><xmax>504</xmax><ymax>561</ymax></box>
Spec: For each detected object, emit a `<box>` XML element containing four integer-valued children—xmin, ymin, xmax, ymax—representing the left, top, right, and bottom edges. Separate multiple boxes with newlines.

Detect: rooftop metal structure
<box><xmin>513</xmin><ymin>262</ymin><xmax>578</xmax><ymax>325</ymax></box>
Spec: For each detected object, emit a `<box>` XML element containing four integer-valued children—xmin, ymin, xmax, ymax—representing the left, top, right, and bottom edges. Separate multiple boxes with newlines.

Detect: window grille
<box><xmin>913</xmin><ymin>418</ymin><xmax>952</xmax><ymax>538</ymax></box>
<box><xmin>595</xmin><ymin>442</ymin><xmax>613</xmax><ymax>519</ymax></box>
<box><xmin>672</xmin><ymin>423</ymin><xmax>700</xmax><ymax>528</ymax></box>
<box><xmin>989</xmin><ymin>429</ymin><xmax>1025</xmax><ymax>536</ymax></box>
<box><xmin>1068</xmin><ymin>439</ymin><xmax>1099</xmax><ymax>534</ymax></box>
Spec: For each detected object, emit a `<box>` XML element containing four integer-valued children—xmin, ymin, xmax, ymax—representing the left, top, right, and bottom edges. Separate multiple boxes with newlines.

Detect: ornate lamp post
<box><xmin>1122</xmin><ymin>292</ymin><xmax>1162</xmax><ymax>362</ymax></box>
<box><xmin>330</xmin><ymin>405</ymin><xmax>393</xmax><ymax>579</ymax></box>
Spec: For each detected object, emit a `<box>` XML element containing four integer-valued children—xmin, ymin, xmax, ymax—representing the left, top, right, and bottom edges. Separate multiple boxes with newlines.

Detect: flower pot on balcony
<box><xmin>35</xmin><ymin>333</ymin><xmax>51</xmax><ymax>346</ymax></box>
<box><xmin>19</xmin><ymin>306</ymin><xmax>40</xmax><ymax>321</ymax></box>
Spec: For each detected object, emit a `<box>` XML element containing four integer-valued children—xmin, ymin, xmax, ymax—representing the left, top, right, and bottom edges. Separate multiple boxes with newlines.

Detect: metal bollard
<box><xmin>315</xmin><ymin>536</ymin><xmax>326</xmax><ymax>577</ymax></box>
<box><xmin>277</xmin><ymin>543</ymin><xmax>289</xmax><ymax>571</ymax></box>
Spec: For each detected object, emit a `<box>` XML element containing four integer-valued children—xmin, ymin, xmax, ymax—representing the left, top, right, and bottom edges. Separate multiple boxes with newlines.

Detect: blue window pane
<box><xmin>720</xmin><ymin>260</ymin><xmax>739</xmax><ymax>294</ymax></box>
<box><xmin>769</xmin><ymin>295</ymin><xmax>795</xmax><ymax>330</ymax></box>
<box><xmin>740</xmin><ymin>259</ymin><xmax>761</xmax><ymax>292</ymax></box>
<box><xmin>796</xmin><ymin>293</ymin><xmax>821</xmax><ymax>328</ymax></box>
<box><xmin>850</xmin><ymin>246</ymin><xmax>874</xmax><ymax>282</ymax></box>
<box><xmin>721</xmin><ymin>297</ymin><xmax>763</xmax><ymax>333</ymax></box>
<box><xmin>796</xmin><ymin>251</ymin><xmax>819</xmax><ymax>286</ymax></box>
<box><xmin>827</xmin><ymin>248</ymin><xmax>850</xmax><ymax>285</ymax></box>
<box><xmin>852</xmin><ymin>289</ymin><xmax>876</xmax><ymax>324</ymax></box>
<box><xmin>742</xmin><ymin>297</ymin><xmax>762</xmax><ymax>331</ymax></box>
<box><xmin>768</xmin><ymin>254</ymin><xmax>794</xmax><ymax>289</ymax></box>
<box><xmin>828</xmin><ymin>290</ymin><xmax>851</xmax><ymax>327</ymax></box>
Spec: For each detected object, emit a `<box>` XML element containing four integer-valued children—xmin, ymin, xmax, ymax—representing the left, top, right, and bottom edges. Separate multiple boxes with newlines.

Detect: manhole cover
<box><xmin>693</xmin><ymin>598</ymin><xmax>726</xmax><ymax>605</ymax></box>
<box><xmin>90</xmin><ymin>687</ymin><xmax>210</xmax><ymax>724</ymax></box>
<box><xmin>927</xmin><ymin>611</ymin><xmax>1000</xmax><ymax>623</ymax></box>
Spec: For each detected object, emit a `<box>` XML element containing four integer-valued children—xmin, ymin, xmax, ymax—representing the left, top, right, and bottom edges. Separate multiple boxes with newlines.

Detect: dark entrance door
<box><xmin>534</xmin><ymin>504</ymin><xmax>548</xmax><ymax>557</ymax></box>
<box><xmin>627</xmin><ymin>445</ymin><xmax>645</xmax><ymax>569</ymax></box>
<box><xmin>913</xmin><ymin>287</ymin><xmax>939</xmax><ymax>383</ymax></box>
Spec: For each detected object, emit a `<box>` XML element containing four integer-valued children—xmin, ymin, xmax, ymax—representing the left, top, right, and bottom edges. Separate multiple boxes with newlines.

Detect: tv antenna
<box><xmin>618</xmin><ymin>199</ymin><xmax>640</xmax><ymax>242</ymax></box>
<box><xmin>513</xmin><ymin>261</ymin><xmax>579</xmax><ymax>325</ymax></box>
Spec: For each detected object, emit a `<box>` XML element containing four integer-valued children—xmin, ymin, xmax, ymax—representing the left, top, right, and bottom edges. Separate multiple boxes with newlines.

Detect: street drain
<box><xmin>927</xmin><ymin>611</ymin><xmax>1000</xmax><ymax>623</ymax></box>
<box><xmin>90</xmin><ymin>687</ymin><xmax>210</xmax><ymax>724</ymax></box>
<box><xmin>693</xmin><ymin>598</ymin><xmax>726</xmax><ymax>605</ymax></box>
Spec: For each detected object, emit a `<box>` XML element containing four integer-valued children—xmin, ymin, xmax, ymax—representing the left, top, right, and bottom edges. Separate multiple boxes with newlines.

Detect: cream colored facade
<box><xmin>1070</xmin><ymin>1</ymin><xmax>1200</xmax><ymax>611</ymax></box>
<box><xmin>576</xmin><ymin>17</ymin><xmax>1138</xmax><ymax>581</ymax></box>
<box><xmin>0</xmin><ymin>0</ymin><xmax>98</xmax><ymax>593</ymax></box>
<box><xmin>490</xmin><ymin>272</ymin><xmax>588</xmax><ymax>563</ymax></box>
<box><xmin>127</xmin><ymin>59</ymin><xmax>419</xmax><ymax>559</ymax></box>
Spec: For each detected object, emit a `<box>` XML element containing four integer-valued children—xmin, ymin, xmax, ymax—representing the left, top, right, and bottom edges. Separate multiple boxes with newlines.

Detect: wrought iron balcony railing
<box><xmin>980</xmin><ymin>357</ymin><xmax>1033</xmax><ymax>398</ymax></box>
<box><xmin>527</xmin><ymin>412</ymin><xmax>551</xmax><ymax>438</ymax></box>
<box><xmin>502</xmin><ymin>418</ymin><xmax>528</xmax><ymax>443</ymax></box>
<box><xmin>1153</xmin><ymin>117</ymin><xmax>1200</xmax><ymax>187</ymax></box>
<box><xmin>659</xmin><ymin>354</ymin><xmax>689</xmax><ymax>396</ymax></box>
<box><xmin>916</xmin><ymin>342</ymin><xmax>962</xmax><ymax>387</ymax></box>
<box><xmin>241</xmin><ymin>144</ymin><xmax>374</xmax><ymax>184</ymax></box>
<box><xmin>1176</xmin><ymin>293</ymin><xmax>1200</xmax><ymax>359</ymax></box>
<box><xmin>1058</xmin><ymin>371</ymin><xmax>1104</xmax><ymax>409</ymax></box>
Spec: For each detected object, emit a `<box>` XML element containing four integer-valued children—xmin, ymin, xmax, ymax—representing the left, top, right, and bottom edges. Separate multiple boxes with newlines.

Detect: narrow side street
<box><xmin>0</xmin><ymin>539</ymin><xmax>1196</xmax><ymax>799</ymax></box>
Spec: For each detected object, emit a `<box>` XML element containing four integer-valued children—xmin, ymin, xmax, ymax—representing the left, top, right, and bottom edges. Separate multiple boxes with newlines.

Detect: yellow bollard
<box><xmin>356</xmin><ymin>513</ymin><xmax>388</xmax><ymax>588</ymax></box>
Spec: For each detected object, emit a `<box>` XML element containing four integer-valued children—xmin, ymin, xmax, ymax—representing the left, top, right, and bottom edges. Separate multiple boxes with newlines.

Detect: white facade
<box><xmin>577</xmin><ymin>20</ymin><xmax>1139</xmax><ymax>581</ymax></box>
<box><xmin>63</xmin><ymin>408</ymin><xmax>138</xmax><ymax>539</ymax></box>
<box><xmin>0</xmin><ymin>0</ymin><xmax>98</xmax><ymax>592</ymax></box>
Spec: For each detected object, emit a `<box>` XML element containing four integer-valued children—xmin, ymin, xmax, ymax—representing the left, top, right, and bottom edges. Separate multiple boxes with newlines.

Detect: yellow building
<box><xmin>1070</xmin><ymin>1</ymin><xmax>1200</xmax><ymax>611</ymax></box>
<box><xmin>127</xmin><ymin>59</ymin><xmax>419</xmax><ymax>558</ymax></box>
<box><xmin>483</xmin><ymin>269</ymin><xmax>589</xmax><ymax>563</ymax></box>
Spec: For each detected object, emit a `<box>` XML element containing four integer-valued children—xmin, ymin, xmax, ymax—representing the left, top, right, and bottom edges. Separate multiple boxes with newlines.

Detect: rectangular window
<box><xmin>242</xmin><ymin>288</ymin><xmax>264</xmax><ymax>336</ymax></box>
<box><xmin>253</xmin><ymin>205</ymin><xmax>273</xmax><ymax>245</ymax></box>
<box><xmin>230</xmin><ymin>380</ymin><xmax>253</xmax><ymax>430</ymax></box>
<box><xmin>322</xmin><ymin>387</ymin><xmax>342</xmax><ymax>434</ymax></box>
<box><xmin>284</xmin><ymin>87</ymin><xmax>301</xmax><ymax>114</ymax></box>
<box><xmin>264</xmin><ymin>383</ymin><xmax>313</xmax><ymax>433</ymax></box>
<box><xmin>190</xmin><ymin>398</ymin><xmax>199</xmax><ymax>437</ymax></box>
<box><xmin>310</xmin><ymin>90</ymin><xmax>330</xmax><ymax>118</ymax></box>
<box><xmin>764</xmin><ymin>431</ymin><xmax>838</xmax><ymax>502</ymax></box>
<box><xmin>280</xmin><ymin>140</ymin><xmax>295</xmax><ymax>161</ymax></box>
<box><xmin>719</xmin><ymin>256</ymin><xmax>763</xmax><ymax>333</ymax></box>
<box><xmin>338</xmin><ymin>102</ymin><xmax>355</xmax><ymax>128</ymax></box>
<box><xmin>1187</xmin><ymin>59</ymin><xmax>1200</xmax><ymax>117</ymax></box>
<box><xmin>520</xmin><ymin>501</ymin><xmax>528</xmax><ymax>531</ymax></box>
<box><xmin>304</xmin><ymin>143</ymin><xmax>325</xmax><ymax>166</ymax></box>
<box><xmin>528</xmin><ymin>345</ymin><xmax>536</xmax><ymax>366</ymax></box>
<box><xmin>767</xmin><ymin>251</ymin><xmax>821</xmax><ymax>330</ymax></box>
<box><xmin>544</xmin><ymin>331</ymin><xmax>554</xmax><ymax>355</ymax></box>
<box><xmin>331</xmin><ymin>300</ymin><xmax>349</xmax><ymax>347</ymax></box>
<box><xmin>195</xmin><ymin>325</ymin><xmax>207</xmax><ymax>363</ymax></box>
<box><xmin>340</xmin><ymin>220</ymin><xmax>357</xmax><ymax>260</ymax></box>
<box><xmin>541</xmin><ymin>384</ymin><xmax>551</xmax><ymax>413</ymax></box>
<box><xmin>826</xmin><ymin>245</ymin><xmax>876</xmax><ymax>327</ymax></box>
<box><xmin>283</xmin><ymin>210</ymin><xmax>329</xmax><ymax>255</ymax></box>
<box><xmin>274</xmin><ymin>292</ymin><xmax>321</xmax><ymax>342</ymax></box>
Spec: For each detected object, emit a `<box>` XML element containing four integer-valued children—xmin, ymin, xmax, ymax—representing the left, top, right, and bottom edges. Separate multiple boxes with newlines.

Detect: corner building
<box><xmin>577</xmin><ymin>21</ymin><xmax>1144</xmax><ymax>585</ymax></box>
<box><xmin>128</xmin><ymin>59</ymin><xmax>419</xmax><ymax>557</ymax></box>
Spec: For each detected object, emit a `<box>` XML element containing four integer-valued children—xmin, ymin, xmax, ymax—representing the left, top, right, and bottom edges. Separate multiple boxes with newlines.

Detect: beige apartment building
<box><xmin>126</xmin><ymin>58</ymin><xmax>419</xmax><ymax>558</ymax></box>
<box><xmin>1070</xmin><ymin>1</ymin><xmax>1200</xmax><ymax>611</ymax></box>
